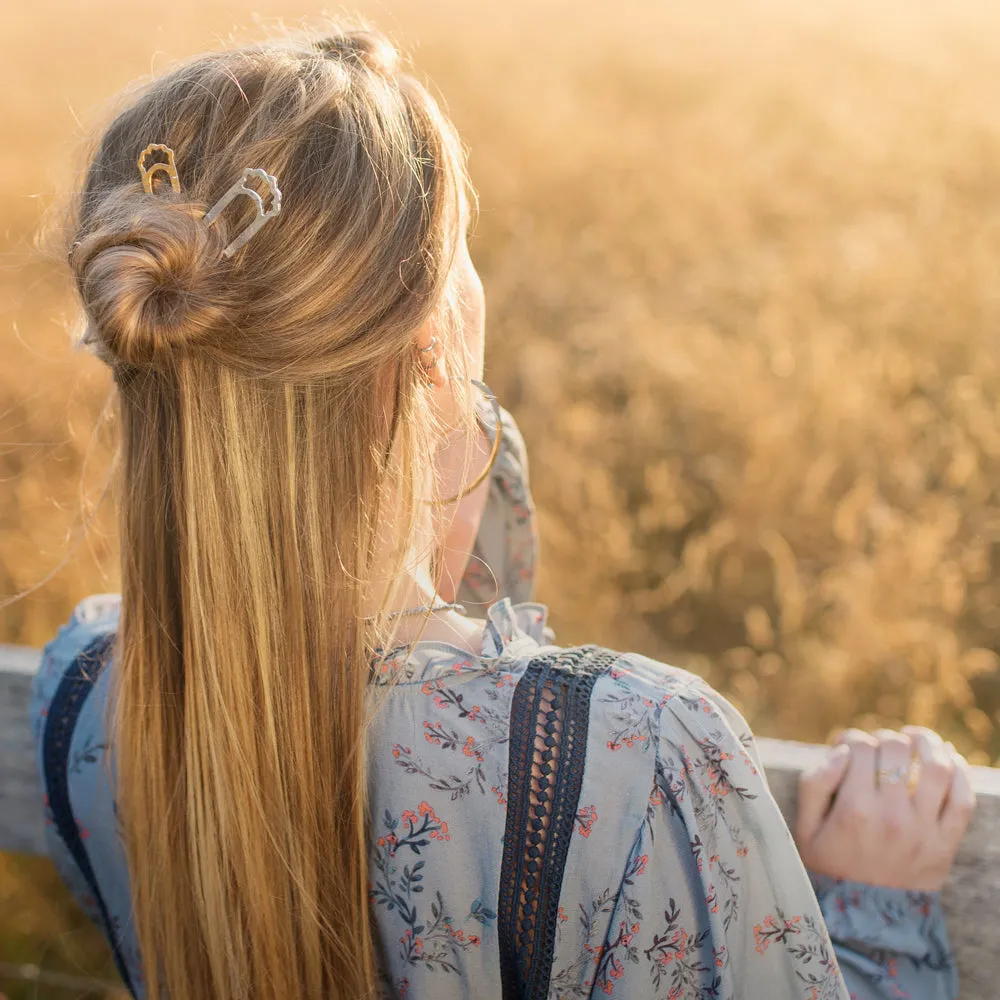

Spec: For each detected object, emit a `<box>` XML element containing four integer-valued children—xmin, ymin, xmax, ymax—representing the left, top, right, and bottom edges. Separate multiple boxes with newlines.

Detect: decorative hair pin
<box><xmin>202</xmin><ymin>167</ymin><xmax>283</xmax><ymax>258</ymax></box>
<box><xmin>137</xmin><ymin>143</ymin><xmax>181</xmax><ymax>194</ymax></box>
<box><xmin>134</xmin><ymin>145</ymin><xmax>282</xmax><ymax>258</ymax></box>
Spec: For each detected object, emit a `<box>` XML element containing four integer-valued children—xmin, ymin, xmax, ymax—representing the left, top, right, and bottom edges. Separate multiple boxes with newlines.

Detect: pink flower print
<box><xmin>673</xmin><ymin>929</ymin><xmax>689</xmax><ymax>960</ymax></box>
<box><xmin>753</xmin><ymin>914</ymin><xmax>802</xmax><ymax>955</ymax></box>
<box><xmin>576</xmin><ymin>804</ymin><xmax>598</xmax><ymax>838</ymax></box>
<box><xmin>400</xmin><ymin>929</ymin><xmax>424</xmax><ymax>956</ymax></box>
<box><xmin>753</xmin><ymin>914</ymin><xmax>778</xmax><ymax>955</ymax></box>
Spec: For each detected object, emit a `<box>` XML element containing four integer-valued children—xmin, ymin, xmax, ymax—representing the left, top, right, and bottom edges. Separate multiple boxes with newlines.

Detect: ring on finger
<box><xmin>876</xmin><ymin>764</ymin><xmax>910</xmax><ymax>786</ymax></box>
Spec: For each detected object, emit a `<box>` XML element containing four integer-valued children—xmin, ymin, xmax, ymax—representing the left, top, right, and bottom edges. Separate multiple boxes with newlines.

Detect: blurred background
<box><xmin>5</xmin><ymin>0</ymin><xmax>1000</xmax><ymax>994</ymax></box>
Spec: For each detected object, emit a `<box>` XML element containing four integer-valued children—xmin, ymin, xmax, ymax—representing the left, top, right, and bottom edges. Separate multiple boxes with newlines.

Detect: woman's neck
<box><xmin>368</xmin><ymin>560</ymin><xmax>485</xmax><ymax>654</ymax></box>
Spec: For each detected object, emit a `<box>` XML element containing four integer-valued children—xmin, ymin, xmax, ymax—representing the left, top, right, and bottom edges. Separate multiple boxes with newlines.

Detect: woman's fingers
<box><xmin>902</xmin><ymin>725</ymin><xmax>954</xmax><ymax>822</ymax></box>
<box><xmin>872</xmin><ymin>729</ymin><xmax>913</xmax><ymax>807</ymax></box>
<box><xmin>797</xmin><ymin>744</ymin><xmax>850</xmax><ymax>845</ymax></box>
<box><xmin>831</xmin><ymin>729</ymin><xmax>879</xmax><ymax>815</ymax></box>
<box><xmin>803</xmin><ymin>726</ymin><xmax>972</xmax><ymax>892</ymax></box>
<box><xmin>940</xmin><ymin>747</ymin><xmax>976</xmax><ymax>848</ymax></box>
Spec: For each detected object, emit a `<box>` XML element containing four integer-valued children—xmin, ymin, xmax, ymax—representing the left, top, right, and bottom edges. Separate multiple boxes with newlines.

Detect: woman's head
<box><xmin>60</xmin><ymin>20</ymin><xmax>479</xmax><ymax>1000</ymax></box>
<box><xmin>70</xmin><ymin>25</ymin><xmax>470</xmax><ymax>381</ymax></box>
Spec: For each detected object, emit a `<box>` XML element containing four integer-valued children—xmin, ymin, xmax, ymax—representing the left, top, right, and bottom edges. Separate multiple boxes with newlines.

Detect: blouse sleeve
<box><xmin>455</xmin><ymin>403</ymin><xmax>537</xmax><ymax>608</ymax></box>
<box><xmin>700</xmin><ymin>682</ymin><xmax>959</xmax><ymax>1000</ymax></box>
<box><xmin>618</xmin><ymin>674</ymin><xmax>853</xmax><ymax>999</ymax></box>
<box><xmin>810</xmin><ymin>874</ymin><xmax>957</xmax><ymax>1000</ymax></box>
<box><xmin>28</xmin><ymin>599</ymin><xmax>113</xmax><ymax>932</ymax></box>
<box><xmin>28</xmin><ymin>594</ymin><xmax>143</xmax><ymax>996</ymax></box>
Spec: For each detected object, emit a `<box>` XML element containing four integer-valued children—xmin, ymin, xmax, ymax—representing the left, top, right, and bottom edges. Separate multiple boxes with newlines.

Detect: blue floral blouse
<box><xmin>29</xmin><ymin>405</ymin><xmax>957</xmax><ymax>1000</ymax></box>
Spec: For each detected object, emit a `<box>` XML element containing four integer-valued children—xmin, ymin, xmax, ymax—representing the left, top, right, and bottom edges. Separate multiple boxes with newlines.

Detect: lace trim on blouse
<box><xmin>498</xmin><ymin>645</ymin><xmax>619</xmax><ymax>999</ymax></box>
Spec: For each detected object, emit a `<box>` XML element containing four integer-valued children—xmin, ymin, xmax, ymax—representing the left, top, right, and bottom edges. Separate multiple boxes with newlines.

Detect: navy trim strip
<box><xmin>42</xmin><ymin>631</ymin><xmax>136</xmax><ymax>996</ymax></box>
<box><xmin>498</xmin><ymin>646</ymin><xmax>617</xmax><ymax>1000</ymax></box>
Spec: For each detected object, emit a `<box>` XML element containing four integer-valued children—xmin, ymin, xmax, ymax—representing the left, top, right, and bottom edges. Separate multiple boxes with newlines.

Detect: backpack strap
<box><xmin>42</xmin><ymin>631</ymin><xmax>137</xmax><ymax>996</ymax></box>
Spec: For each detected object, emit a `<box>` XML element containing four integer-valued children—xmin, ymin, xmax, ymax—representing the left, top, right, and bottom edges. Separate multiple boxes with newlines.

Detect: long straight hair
<box><xmin>58</xmin><ymin>20</ymin><xmax>471</xmax><ymax>999</ymax></box>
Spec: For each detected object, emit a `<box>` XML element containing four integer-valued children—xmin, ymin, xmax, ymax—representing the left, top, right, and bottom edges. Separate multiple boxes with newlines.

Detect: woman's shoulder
<box><xmin>29</xmin><ymin>593</ymin><xmax>121</xmax><ymax>746</ymax></box>
<box><xmin>602</xmin><ymin>648</ymin><xmax>757</xmax><ymax>745</ymax></box>
<box><xmin>543</xmin><ymin>646</ymin><xmax>766</xmax><ymax>803</ymax></box>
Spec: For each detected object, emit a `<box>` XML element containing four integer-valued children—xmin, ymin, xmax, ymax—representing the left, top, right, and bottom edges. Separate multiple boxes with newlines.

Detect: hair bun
<box><xmin>73</xmin><ymin>188</ymin><xmax>241</xmax><ymax>369</ymax></box>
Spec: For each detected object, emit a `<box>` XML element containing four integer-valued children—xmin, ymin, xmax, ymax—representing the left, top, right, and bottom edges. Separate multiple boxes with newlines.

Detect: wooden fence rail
<box><xmin>2</xmin><ymin>644</ymin><xmax>998</xmax><ymax>996</ymax></box>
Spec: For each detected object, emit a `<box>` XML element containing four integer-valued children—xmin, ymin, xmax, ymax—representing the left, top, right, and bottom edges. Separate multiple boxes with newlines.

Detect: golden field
<box><xmin>5</xmin><ymin>0</ymin><xmax>1000</xmax><ymax>993</ymax></box>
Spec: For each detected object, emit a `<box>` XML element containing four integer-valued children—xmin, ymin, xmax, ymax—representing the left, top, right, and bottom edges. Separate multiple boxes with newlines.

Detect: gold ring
<box><xmin>876</xmin><ymin>765</ymin><xmax>909</xmax><ymax>785</ymax></box>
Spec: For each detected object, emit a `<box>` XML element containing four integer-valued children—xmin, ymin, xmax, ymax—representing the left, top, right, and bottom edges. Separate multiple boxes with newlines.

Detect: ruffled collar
<box><xmin>368</xmin><ymin>598</ymin><xmax>552</xmax><ymax>686</ymax></box>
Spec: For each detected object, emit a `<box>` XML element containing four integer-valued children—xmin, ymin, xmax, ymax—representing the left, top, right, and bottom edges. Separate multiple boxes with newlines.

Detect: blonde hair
<box><xmin>59</xmin><ymin>20</ymin><xmax>472</xmax><ymax>999</ymax></box>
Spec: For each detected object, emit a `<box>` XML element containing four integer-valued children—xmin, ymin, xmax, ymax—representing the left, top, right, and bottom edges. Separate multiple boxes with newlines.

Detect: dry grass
<box><xmin>5</xmin><ymin>0</ymin><xmax>1000</xmax><ymax>992</ymax></box>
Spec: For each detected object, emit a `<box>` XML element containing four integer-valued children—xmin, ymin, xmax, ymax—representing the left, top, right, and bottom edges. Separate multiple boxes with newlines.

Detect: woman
<box><xmin>28</xmin><ymin>20</ymin><xmax>973</xmax><ymax>1000</ymax></box>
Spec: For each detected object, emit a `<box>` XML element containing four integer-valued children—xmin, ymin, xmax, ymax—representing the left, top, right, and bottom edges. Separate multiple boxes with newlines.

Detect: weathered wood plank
<box><xmin>2</xmin><ymin>646</ymin><xmax>998</xmax><ymax>996</ymax></box>
<box><xmin>1</xmin><ymin>645</ymin><xmax>45</xmax><ymax>856</ymax></box>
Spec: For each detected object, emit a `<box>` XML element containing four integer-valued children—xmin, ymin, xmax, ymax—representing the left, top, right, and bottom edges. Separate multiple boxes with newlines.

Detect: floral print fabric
<box><xmin>28</xmin><ymin>405</ymin><xmax>957</xmax><ymax>999</ymax></box>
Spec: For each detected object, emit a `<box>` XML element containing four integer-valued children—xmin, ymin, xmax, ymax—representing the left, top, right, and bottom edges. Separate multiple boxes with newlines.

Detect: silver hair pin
<box><xmin>202</xmin><ymin>167</ymin><xmax>283</xmax><ymax>258</ymax></box>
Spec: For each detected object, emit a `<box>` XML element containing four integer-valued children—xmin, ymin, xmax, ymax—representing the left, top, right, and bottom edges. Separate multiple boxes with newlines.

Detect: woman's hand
<box><xmin>795</xmin><ymin>726</ymin><xmax>975</xmax><ymax>892</ymax></box>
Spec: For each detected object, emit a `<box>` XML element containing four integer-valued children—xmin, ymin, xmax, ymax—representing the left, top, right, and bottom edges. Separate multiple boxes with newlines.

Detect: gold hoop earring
<box><xmin>433</xmin><ymin>380</ymin><xmax>503</xmax><ymax>506</ymax></box>
<box><xmin>417</xmin><ymin>337</ymin><xmax>439</xmax><ymax>370</ymax></box>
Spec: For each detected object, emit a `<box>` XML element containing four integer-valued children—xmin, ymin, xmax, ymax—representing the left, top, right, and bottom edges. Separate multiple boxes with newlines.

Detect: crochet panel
<box><xmin>498</xmin><ymin>645</ymin><xmax>619</xmax><ymax>1000</ymax></box>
